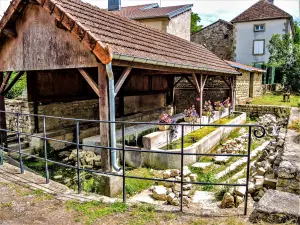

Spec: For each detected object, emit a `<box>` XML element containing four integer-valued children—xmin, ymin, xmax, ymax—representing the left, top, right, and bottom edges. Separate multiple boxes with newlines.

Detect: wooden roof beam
<box><xmin>0</xmin><ymin>72</ymin><xmax>12</xmax><ymax>94</ymax></box>
<box><xmin>114</xmin><ymin>66</ymin><xmax>132</xmax><ymax>96</ymax></box>
<box><xmin>1</xmin><ymin>71</ymin><xmax>23</xmax><ymax>95</ymax></box>
<box><xmin>2</xmin><ymin>28</ymin><xmax>17</xmax><ymax>38</ymax></box>
<box><xmin>78</xmin><ymin>69</ymin><xmax>100</xmax><ymax>97</ymax></box>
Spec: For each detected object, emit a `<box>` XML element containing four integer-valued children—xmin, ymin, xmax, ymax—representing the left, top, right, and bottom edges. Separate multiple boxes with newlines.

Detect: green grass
<box><xmin>66</xmin><ymin>200</ymin><xmax>128</xmax><ymax>225</ymax></box>
<box><xmin>125</xmin><ymin>168</ymin><xmax>154</xmax><ymax>196</ymax></box>
<box><xmin>251</xmin><ymin>92</ymin><xmax>300</xmax><ymax>107</ymax></box>
<box><xmin>162</xmin><ymin>115</ymin><xmax>236</xmax><ymax>150</ymax></box>
<box><xmin>289</xmin><ymin>119</ymin><xmax>300</xmax><ymax>133</ymax></box>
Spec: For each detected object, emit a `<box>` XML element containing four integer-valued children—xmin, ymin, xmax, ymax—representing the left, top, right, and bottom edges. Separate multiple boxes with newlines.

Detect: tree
<box><xmin>293</xmin><ymin>21</ymin><xmax>300</xmax><ymax>44</ymax></box>
<box><xmin>267</xmin><ymin>34</ymin><xmax>300</xmax><ymax>91</ymax></box>
<box><xmin>191</xmin><ymin>12</ymin><xmax>202</xmax><ymax>34</ymax></box>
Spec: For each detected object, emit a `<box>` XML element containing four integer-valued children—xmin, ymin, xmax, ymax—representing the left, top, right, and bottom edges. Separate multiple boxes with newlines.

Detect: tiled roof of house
<box><xmin>0</xmin><ymin>0</ymin><xmax>238</xmax><ymax>75</ymax></box>
<box><xmin>231</xmin><ymin>0</ymin><xmax>292</xmax><ymax>23</ymax></box>
<box><xmin>225</xmin><ymin>61</ymin><xmax>266</xmax><ymax>73</ymax></box>
<box><xmin>113</xmin><ymin>3</ymin><xmax>193</xmax><ymax>19</ymax></box>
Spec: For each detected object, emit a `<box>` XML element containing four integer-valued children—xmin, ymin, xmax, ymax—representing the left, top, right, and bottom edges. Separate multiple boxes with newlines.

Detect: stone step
<box><xmin>215</xmin><ymin>141</ymin><xmax>270</xmax><ymax>180</ymax></box>
<box><xmin>7</xmin><ymin>142</ymin><xmax>30</xmax><ymax>151</ymax></box>
<box><xmin>250</xmin><ymin>190</ymin><xmax>300</xmax><ymax>224</ymax></box>
<box><xmin>7</xmin><ymin>147</ymin><xmax>34</xmax><ymax>159</ymax></box>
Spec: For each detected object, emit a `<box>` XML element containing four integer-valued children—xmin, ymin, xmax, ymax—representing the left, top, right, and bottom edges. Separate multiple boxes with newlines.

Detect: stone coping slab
<box><xmin>250</xmin><ymin>190</ymin><xmax>300</xmax><ymax>223</ymax></box>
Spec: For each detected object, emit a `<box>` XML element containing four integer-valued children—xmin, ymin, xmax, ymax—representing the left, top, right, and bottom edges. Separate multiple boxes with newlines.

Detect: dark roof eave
<box><xmin>113</xmin><ymin>53</ymin><xmax>240</xmax><ymax>75</ymax></box>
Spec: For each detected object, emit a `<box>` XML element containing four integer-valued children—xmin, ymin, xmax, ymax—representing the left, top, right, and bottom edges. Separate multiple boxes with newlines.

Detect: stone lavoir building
<box><xmin>225</xmin><ymin>61</ymin><xmax>265</xmax><ymax>104</ymax></box>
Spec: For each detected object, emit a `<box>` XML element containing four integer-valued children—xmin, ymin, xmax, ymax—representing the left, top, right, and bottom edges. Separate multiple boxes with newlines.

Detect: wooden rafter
<box><xmin>78</xmin><ymin>69</ymin><xmax>100</xmax><ymax>98</ymax></box>
<box><xmin>114</xmin><ymin>67</ymin><xmax>132</xmax><ymax>96</ymax></box>
<box><xmin>221</xmin><ymin>76</ymin><xmax>231</xmax><ymax>89</ymax></box>
<box><xmin>2</xmin><ymin>28</ymin><xmax>17</xmax><ymax>38</ymax></box>
<box><xmin>174</xmin><ymin>76</ymin><xmax>184</xmax><ymax>88</ymax></box>
<box><xmin>184</xmin><ymin>76</ymin><xmax>195</xmax><ymax>88</ymax></box>
<box><xmin>0</xmin><ymin>72</ymin><xmax>13</xmax><ymax>94</ymax></box>
<box><xmin>192</xmin><ymin>73</ymin><xmax>200</xmax><ymax>94</ymax></box>
<box><xmin>2</xmin><ymin>72</ymin><xmax>23</xmax><ymax>95</ymax></box>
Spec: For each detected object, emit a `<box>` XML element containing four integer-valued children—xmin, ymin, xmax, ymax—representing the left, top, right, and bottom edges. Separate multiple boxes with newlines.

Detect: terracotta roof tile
<box><xmin>0</xmin><ymin>0</ymin><xmax>238</xmax><ymax>75</ymax></box>
<box><xmin>113</xmin><ymin>4</ymin><xmax>193</xmax><ymax>19</ymax></box>
<box><xmin>231</xmin><ymin>0</ymin><xmax>291</xmax><ymax>23</ymax></box>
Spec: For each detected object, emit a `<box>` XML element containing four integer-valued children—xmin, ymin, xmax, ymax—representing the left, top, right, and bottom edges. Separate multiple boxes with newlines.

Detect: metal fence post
<box><xmin>76</xmin><ymin>121</ymin><xmax>81</xmax><ymax>194</ymax></box>
<box><xmin>122</xmin><ymin>123</ymin><xmax>126</xmax><ymax>203</ymax></box>
<box><xmin>16</xmin><ymin>112</ymin><xmax>24</xmax><ymax>174</ymax></box>
<box><xmin>244</xmin><ymin>126</ymin><xmax>252</xmax><ymax>215</ymax></box>
<box><xmin>0</xmin><ymin>143</ymin><xmax>3</xmax><ymax>166</ymax></box>
<box><xmin>43</xmin><ymin>116</ymin><xmax>49</xmax><ymax>184</ymax></box>
<box><xmin>180</xmin><ymin>124</ymin><xmax>184</xmax><ymax>212</ymax></box>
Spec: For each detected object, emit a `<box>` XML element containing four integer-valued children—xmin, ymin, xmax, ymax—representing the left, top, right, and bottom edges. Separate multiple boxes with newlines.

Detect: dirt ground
<box><xmin>0</xmin><ymin>163</ymin><xmax>296</xmax><ymax>225</ymax></box>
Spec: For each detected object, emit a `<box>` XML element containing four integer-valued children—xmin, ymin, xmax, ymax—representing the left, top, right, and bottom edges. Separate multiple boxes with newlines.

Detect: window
<box><xmin>253</xmin><ymin>40</ymin><xmax>265</xmax><ymax>55</ymax></box>
<box><xmin>254</xmin><ymin>24</ymin><xmax>265</xmax><ymax>32</ymax></box>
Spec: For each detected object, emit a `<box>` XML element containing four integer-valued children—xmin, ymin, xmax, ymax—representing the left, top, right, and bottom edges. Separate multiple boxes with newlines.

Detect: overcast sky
<box><xmin>0</xmin><ymin>0</ymin><xmax>299</xmax><ymax>26</ymax></box>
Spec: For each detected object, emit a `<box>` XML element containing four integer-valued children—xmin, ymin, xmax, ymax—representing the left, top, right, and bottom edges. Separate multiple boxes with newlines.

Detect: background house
<box><xmin>113</xmin><ymin>3</ymin><xmax>193</xmax><ymax>41</ymax></box>
<box><xmin>191</xmin><ymin>19</ymin><xmax>234</xmax><ymax>60</ymax></box>
<box><xmin>231</xmin><ymin>0</ymin><xmax>293</xmax><ymax>85</ymax></box>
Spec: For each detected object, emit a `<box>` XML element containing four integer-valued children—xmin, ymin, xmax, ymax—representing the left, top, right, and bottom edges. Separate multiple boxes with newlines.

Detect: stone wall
<box><xmin>235</xmin><ymin>104</ymin><xmax>291</xmax><ymax>118</ymax></box>
<box><xmin>236</xmin><ymin>70</ymin><xmax>263</xmax><ymax>104</ymax></box>
<box><xmin>236</xmin><ymin>71</ymin><xmax>250</xmax><ymax>104</ymax></box>
<box><xmin>174</xmin><ymin>76</ymin><xmax>230</xmax><ymax>113</ymax></box>
<box><xmin>167</xmin><ymin>10</ymin><xmax>191</xmax><ymax>41</ymax></box>
<box><xmin>5</xmin><ymin>99</ymin><xmax>34</xmax><ymax>133</ymax></box>
<box><xmin>275</xmin><ymin>129</ymin><xmax>300</xmax><ymax>195</ymax></box>
<box><xmin>191</xmin><ymin>19</ymin><xmax>233</xmax><ymax>60</ymax></box>
<box><xmin>37</xmin><ymin>99</ymin><xmax>99</xmax><ymax>131</ymax></box>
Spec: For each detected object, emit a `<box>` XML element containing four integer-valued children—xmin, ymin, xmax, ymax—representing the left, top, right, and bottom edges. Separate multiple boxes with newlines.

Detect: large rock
<box><xmin>182</xmin><ymin>166</ymin><xmax>191</xmax><ymax>177</ymax></box>
<box><xmin>170</xmin><ymin>169</ymin><xmax>180</xmax><ymax>177</ymax></box>
<box><xmin>152</xmin><ymin>186</ymin><xmax>167</xmax><ymax>200</ymax></box>
<box><xmin>250</xmin><ymin>190</ymin><xmax>300</xmax><ymax>224</ymax></box>
<box><xmin>278</xmin><ymin>161</ymin><xmax>297</xmax><ymax>178</ymax></box>
<box><xmin>220</xmin><ymin>192</ymin><xmax>235</xmax><ymax>208</ymax></box>
<box><xmin>163</xmin><ymin>170</ymin><xmax>171</xmax><ymax>179</ymax></box>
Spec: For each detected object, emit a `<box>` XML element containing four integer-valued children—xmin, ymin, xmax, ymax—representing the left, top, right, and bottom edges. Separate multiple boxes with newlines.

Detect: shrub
<box><xmin>5</xmin><ymin>72</ymin><xmax>27</xmax><ymax>99</ymax></box>
<box><xmin>214</xmin><ymin>186</ymin><xmax>230</xmax><ymax>201</ymax></box>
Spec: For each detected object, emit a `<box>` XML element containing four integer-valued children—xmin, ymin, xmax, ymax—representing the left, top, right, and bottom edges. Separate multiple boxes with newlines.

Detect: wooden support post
<box><xmin>98</xmin><ymin>64</ymin><xmax>111</xmax><ymax>172</ymax></box>
<box><xmin>27</xmin><ymin>72</ymin><xmax>39</xmax><ymax>133</ymax></box>
<box><xmin>231</xmin><ymin>76</ymin><xmax>236</xmax><ymax>111</ymax></box>
<box><xmin>199</xmin><ymin>74</ymin><xmax>203</xmax><ymax>121</ymax></box>
<box><xmin>192</xmin><ymin>73</ymin><xmax>200</xmax><ymax>94</ymax></box>
<box><xmin>0</xmin><ymin>72</ymin><xmax>7</xmax><ymax>147</ymax></box>
<box><xmin>119</xmin><ymin>94</ymin><xmax>124</xmax><ymax>117</ymax></box>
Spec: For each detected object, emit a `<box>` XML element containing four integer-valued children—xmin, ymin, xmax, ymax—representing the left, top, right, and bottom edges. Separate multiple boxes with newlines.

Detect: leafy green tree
<box><xmin>293</xmin><ymin>21</ymin><xmax>300</xmax><ymax>44</ymax></box>
<box><xmin>191</xmin><ymin>12</ymin><xmax>202</xmax><ymax>34</ymax></box>
<box><xmin>5</xmin><ymin>72</ymin><xmax>27</xmax><ymax>99</ymax></box>
<box><xmin>267</xmin><ymin>34</ymin><xmax>300</xmax><ymax>91</ymax></box>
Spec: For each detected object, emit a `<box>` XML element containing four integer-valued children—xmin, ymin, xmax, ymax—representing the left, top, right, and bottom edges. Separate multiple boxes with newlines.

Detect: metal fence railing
<box><xmin>0</xmin><ymin>110</ymin><xmax>266</xmax><ymax>215</ymax></box>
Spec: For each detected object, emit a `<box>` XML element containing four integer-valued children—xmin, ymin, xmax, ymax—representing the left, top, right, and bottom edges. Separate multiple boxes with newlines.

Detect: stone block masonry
<box><xmin>235</xmin><ymin>104</ymin><xmax>291</xmax><ymax>118</ymax></box>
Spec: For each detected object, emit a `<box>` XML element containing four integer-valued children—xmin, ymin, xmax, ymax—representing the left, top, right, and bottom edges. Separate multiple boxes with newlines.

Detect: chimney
<box><xmin>108</xmin><ymin>0</ymin><xmax>121</xmax><ymax>11</ymax></box>
<box><xmin>268</xmin><ymin>0</ymin><xmax>274</xmax><ymax>4</ymax></box>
